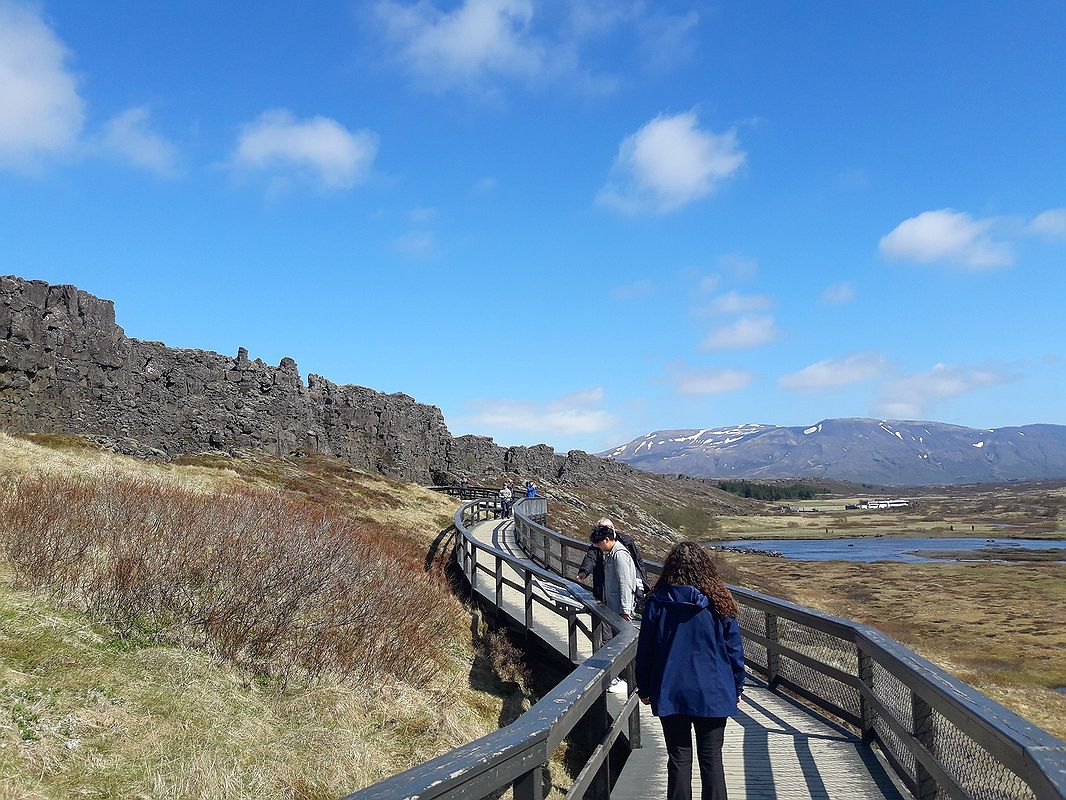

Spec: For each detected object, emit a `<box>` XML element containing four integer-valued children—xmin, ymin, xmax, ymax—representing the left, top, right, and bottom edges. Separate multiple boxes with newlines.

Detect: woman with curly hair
<box><xmin>635</xmin><ymin>541</ymin><xmax>744</xmax><ymax>800</ymax></box>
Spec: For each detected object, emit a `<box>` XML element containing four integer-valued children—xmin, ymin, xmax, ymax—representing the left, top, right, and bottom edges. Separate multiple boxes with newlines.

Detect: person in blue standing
<box><xmin>635</xmin><ymin>541</ymin><xmax>745</xmax><ymax>800</ymax></box>
<box><xmin>525</xmin><ymin>480</ymin><xmax>538</xmax><ymax>498</ymax></box>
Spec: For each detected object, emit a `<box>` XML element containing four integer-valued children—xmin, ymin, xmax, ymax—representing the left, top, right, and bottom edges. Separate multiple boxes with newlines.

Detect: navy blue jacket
<box><xmin>635</xmin><ymin>585</ymin><xmax>745</xmax><ymax>718</ymax></box>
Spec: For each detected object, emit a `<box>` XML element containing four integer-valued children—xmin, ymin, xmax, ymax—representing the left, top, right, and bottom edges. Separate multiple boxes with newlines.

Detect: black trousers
<box><xmin>659</xmin><ymin>715</ymin><xmax>728</xmax><ymax>800</ymax></box>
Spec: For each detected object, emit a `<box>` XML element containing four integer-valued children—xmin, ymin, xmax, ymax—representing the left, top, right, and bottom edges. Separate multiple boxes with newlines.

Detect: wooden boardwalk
<box><xmin>467</xmin><ymin>517</ymin><xmax>908</xmax><ymax>800</ymax></box>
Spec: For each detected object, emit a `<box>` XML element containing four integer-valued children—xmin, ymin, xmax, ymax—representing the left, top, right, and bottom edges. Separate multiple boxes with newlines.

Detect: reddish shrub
<box><xmin>0</xmin><ymin>473</ymin><xmax>461</xmax><ymax>686</ymax></box>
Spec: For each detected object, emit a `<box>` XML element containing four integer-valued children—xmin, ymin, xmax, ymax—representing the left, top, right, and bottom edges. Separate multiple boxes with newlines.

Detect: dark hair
<box><xmin>589</xmin><ymin>523</ymin><xmax>616</xmax><ymax>543</ymax></box>
<box><xmin>653</xmin><ymin>541</ymin><xmax>738</xmax><ymax>618</ymax></box>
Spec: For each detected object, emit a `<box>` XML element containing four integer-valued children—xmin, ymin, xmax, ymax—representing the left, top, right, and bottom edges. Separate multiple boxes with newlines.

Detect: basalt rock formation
<box><xmin>0</xmin><ymin>275</ymin><xmax>662</xmax><ymax>490</ymax></box>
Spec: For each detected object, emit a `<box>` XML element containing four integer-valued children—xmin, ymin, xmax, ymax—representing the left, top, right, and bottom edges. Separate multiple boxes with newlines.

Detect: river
<box><xmin>714</xmin><ymin>536</ymin><xmax>1066</xmax><ymax>564</ymax></box>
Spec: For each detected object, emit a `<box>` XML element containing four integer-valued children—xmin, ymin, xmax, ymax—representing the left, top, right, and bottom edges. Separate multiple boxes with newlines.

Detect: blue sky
<box><xmin>1</xmin><ymin>1</ymin><xmax>1064</xmax><ymax>453</ymax></box>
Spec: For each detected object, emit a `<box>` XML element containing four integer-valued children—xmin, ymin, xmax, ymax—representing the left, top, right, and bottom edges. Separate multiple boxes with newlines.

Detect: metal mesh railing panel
<box><xmin>871</xmin><ymin>661</ymin><xmax>916</xmax><ymax>781</ymax></box>
<box><xmin>737</xmin><ymin>604</ymin><xmax>768</xmax><ymax>671</ymax></box>
<box><xmin>776</xmin><ymin>619</ymin><xmax>860</xmax><ymax>716</ymax></box>
<box><xmin>778</xmin><ymin>655</ymin><xmax>860</xmax><ymax>717</ymax></box>
<box><xmin>929</xmin><ymin>707</ymin><xmax>1036</xmax><ymax>800</ymax></box>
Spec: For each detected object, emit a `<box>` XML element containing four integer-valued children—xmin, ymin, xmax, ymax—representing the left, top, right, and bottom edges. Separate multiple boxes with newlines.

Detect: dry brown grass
<box><xmin>0</xmin><ymin>472</ymin><xmax>459</xmax><ymax>687</ymax></box>
<box><xmin>0</xmin><ymin>434</ymin><xmax>521</xmax><ymax>798</ymax></box>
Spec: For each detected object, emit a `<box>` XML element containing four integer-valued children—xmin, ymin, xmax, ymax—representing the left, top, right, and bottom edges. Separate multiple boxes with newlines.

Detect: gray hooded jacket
<box><xmin>603</xmin><ymin>541</ymin><xmax>637</xmax><ymax>617</ymax></box>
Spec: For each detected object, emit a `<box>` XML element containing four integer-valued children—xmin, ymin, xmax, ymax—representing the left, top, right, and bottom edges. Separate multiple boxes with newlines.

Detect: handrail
<box><xmin>343</xmin><ymin>495</ymin><xmax>639</xmax><ymax>800</ymax></box>
<box><xmin>511</xmin><ymin>501</ymin><xmax>1066</xmax><ymax>800</ymax></box>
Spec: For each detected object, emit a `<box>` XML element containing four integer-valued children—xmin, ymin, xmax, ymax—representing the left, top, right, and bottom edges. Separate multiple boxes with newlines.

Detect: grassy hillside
<box><xmin>0</xmin><ymin>434</ymin><xmax>531</xmax><ymax>799</ymax></box>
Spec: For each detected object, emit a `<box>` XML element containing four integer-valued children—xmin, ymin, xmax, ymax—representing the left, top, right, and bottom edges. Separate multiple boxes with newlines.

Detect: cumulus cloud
<box><xmin>667</xmin><ymin>366</ymin><xmax>753</xmax><ymax>396</ymax></box>
<box><xmin>779</xmin><ymin>353</ymin><xmax>889</xmax><ymax>391</ymax></box>
<box><xmin>597</xmin><ymin>111</ymin><xmax>745</xmax><ymax>214</ymax></box>
<box><xmin>701</xmin><ymin>315</ymin><xmax>777</xmax><ymax>351</ymax></box>
<box><xmin>879</xmin><ymin>209</ymin><xmax>1013</xmax><ymax>269</ymax></box>
<box><xmin>376</xmin><ymin>0</ymin><xmax>545</xmax><ymax>93</ymax></box>
<box><xmin>0</xmin><ymin>1</ymin><xmax>85</xmax><ymax>170</ymax></box>
<box><xmin>705</xmin><ymin>290</ymin><xmax>772</xmax><ymax>315</ymax></box>
<box><xmin>821</xmin><ymin>281</ymin><xmax>856</xmax><ymax>304</ymax></box>
<box><xmin>875</xmin><ymin>363</ymin><xmax>1016</xmax><ymax>419</ymax></box>
<box><xmin>610</xmin><ymin>279</ymin><xmax>653</xmax><ymax>300</ymax></box>
<box><xmin>1028</xmin><ymin>208</ymin><xmax>1066</xmax><ymax>241</ymax></box>
<box><xmin>97</xmin><ymin>106</ymin><xmax>178</xmax><ymax>177</ymax></box>
<box><xmin>232</xmin><ymin>109</ymin><xmax>378</xmax><ymax>190</ymax></box>
<box><xmin>456</xmin><ymin>387</ymin><xmax>618</xmax><ymax>439</ymax></box>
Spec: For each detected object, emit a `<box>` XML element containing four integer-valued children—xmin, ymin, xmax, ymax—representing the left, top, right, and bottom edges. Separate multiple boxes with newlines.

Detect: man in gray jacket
<box><xmin>591</xmin><ymin>521</ymin><xmax>637</xmax><ymax>694</ymax></box>
<box><xmin>591</xmin><ymin>521</ymin><xmax>637</xmax><ymax>622</ymax></box>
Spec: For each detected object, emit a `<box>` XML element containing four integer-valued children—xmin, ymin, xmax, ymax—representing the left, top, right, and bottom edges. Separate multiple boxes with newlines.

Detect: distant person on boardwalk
<box><xmin>576</xmin><ymin>518</ymin><xmax>649</xmax><ymax>606</ymax></box>
<box><xmin>635</xmin><ymin>541</ymin><xmax>745</xmax><ymax>800</ymax></box>
<box><xmin>526</xmin><ymin>480</ymin><xmax>538</xmax><ymax>498</ymax></box>
<box><xmin>498</xmin><ymin>483</ymin><xmax>513</xmax><ymax>518</ymax></box>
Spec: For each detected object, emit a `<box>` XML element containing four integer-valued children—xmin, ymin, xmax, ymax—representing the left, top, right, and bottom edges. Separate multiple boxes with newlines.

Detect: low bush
<box><xmin>0</xmin><ymin>472</ymin><xmax>461</xmax><ymax>687</ymax></box>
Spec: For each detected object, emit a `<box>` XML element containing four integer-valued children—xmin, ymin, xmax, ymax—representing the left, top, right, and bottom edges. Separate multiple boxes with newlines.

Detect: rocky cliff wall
<box><xmin>0</xmin><ymin>276</ymin><xmax>457</xmax><ymax>481</ymax></box>
<box><xmin>0</xmin><ymin>275</ymin><xmax>658</xmax><ymax>488</ymax></box>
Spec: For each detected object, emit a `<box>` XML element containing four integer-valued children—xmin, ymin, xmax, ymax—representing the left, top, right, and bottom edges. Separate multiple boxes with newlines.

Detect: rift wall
<box><xmin>0</xmin><ymin>275</ymin><xmax>647</xmax><ymax>487</ymax></box>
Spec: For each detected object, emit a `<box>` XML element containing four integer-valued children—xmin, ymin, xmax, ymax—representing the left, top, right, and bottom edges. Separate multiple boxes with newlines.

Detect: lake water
<box><xmin>716</xmin><ymin>536</ymin><xmax>1066</xmax><ymax>564</ymax></box>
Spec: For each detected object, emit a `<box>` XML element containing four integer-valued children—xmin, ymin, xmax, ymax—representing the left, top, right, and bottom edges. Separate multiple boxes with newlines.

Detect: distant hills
<box><xmin>600</xmin><ymin>419</ymin><xmax>1066</xmax><ymax>486</ymax></box>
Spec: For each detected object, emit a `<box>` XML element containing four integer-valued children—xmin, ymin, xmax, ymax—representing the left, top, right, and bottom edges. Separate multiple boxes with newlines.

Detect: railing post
<box><xmin>513</xmin><ymin>767</ymin><xmax>544</xmax><ymax>800</ymax></box>
<box><xmin>624</xmin><ymin>660</ymin><xmax>642</xmax><ymax>750</ymax></box>
<box><xmin>587</xmin><ymin>690</ymin><xmax>611</xmax><ymax>800</ymax></box>
<box><xmin>858</xmin><ymin>646</ymin><xmax>876</xmax><ymax>745</ymax></box>
<box><xmin>471</xmin><ymin>546</ymin><xmax>479</xmax><ymax>601</ymax></box>
<box><xmin>567</xmin><ymin>611</ymin><xmax>579</xmax><ymax>663</ymax></box>
<box><xmin>912</xmin><ymin>691</ymin><xmax>937</xmax><ymax>800</ymax></box>
<box><xmin>524</xmin><ymin>569</ymin><xmax>534</xmax><ymax>631</ymax></box>
<box><xmin>495</xmin><ymin>554</ymin><xmax>503</xmax><ymax>612</ymax></box>
<box><xmin>765</xmin><ymin>612</ymin><xmax>780</xmax><ymax>689</ymax></box>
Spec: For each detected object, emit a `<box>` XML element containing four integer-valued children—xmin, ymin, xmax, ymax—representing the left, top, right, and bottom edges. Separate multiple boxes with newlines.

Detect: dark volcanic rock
<box><xmin>0</xmin><ymin>275</ymin><xmax>701</xmax><ymax>492</ymax></box>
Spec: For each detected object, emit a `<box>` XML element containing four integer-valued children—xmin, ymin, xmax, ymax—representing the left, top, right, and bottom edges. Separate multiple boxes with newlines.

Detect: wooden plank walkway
<box><xmin>467</xmin><ymin>517</ymin><xmax>908</xmax><ymax>800</ymax></box>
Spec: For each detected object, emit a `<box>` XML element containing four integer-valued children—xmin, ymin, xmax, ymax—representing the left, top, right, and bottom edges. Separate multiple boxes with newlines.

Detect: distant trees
<box><xmin>716</xmin><ymin>479</ymin><xmax>823</xmax><ymax>501</ymax></box>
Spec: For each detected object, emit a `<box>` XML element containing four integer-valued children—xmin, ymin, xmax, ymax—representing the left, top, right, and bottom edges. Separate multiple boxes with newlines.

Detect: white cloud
<box><xmin>391</xmin><ymin>230</ymin><xmax>438</xmax><ymax>259</ymax></box>
<box><xmin>875</xmin><ymin>363</ymin><xmax>1015</xmax><ymax>418</ymax></box>
<box><xmin>473</xmin><ymin>176</ymin><xmax>498</xmax><ymax>193</ymax></box>
<box><xmin>0</xmin><ymin>1</ymin><xmax>85</xmax><ymax>170</ymax></box>
<box><xmin>98</xmin><ymin>107</ymin><xmax>178</xmax><ymax>177</ymax></box>
<box><xmin>457</xmin><ymin>386</ymin><xmax>618</xmax><ymax>439</ymax></box>
<box><xmin>232</xmin><ymin>109</ymin><xmax>378</xmax><ymax>190</ymax></box>
<box><xmin>1028</xmin><ymin>208</ymin><xmax>1066</xmax><ymax>241</ymax></box>
<box><xmin>701</xmin><ymin>315</ymin><xmax>777</xmax><ymax>351</ymax></box>
<box><xmin>610</xmin><ymin>279</ymin><xmax>653</xmax><ymax>300</ymax></box>
<box><xmin>821</xmin><ymin>281</ymin><xmax>856</xmax><ymax>304</ymax></box>
<box><xmin>597</xmin><ymin>111</ymin><xmax>745</xmax><ymax>214</ymax></box>
<box><xmin>669</xmin><ymin>367</ymin><xmax>753</xmax><ymax>396</ymax></box>
<box><xmin>779</xmin><ymin>353</ymin><xmax>889</xmax><ymax>391</ymax></box>
<box><xmin>706</xmin><ymin>290</ymin><xmax>772</xmax><ymax>315</ymax></box>
<box><xmin>879</xmin><ymin>209</ymin><xmax>1013</xmax><ymax>269</ymax></box>
<box><xmin>376</xmin><ymin>0</ymin><xmax>545</xmax><ymax>93</ymax></box>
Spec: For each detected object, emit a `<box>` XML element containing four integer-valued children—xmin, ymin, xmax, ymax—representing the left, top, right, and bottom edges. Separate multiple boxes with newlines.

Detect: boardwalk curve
<box><xmin>344</xmin><ymin>492</ymin><xmax>1066</xmax><ymax>800</ymax></box>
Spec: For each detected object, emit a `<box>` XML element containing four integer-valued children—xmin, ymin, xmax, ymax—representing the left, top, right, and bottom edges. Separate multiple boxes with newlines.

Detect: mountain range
<box><xmin>599</xmin><ymin>419</ymin><xmax>1066</xmax><ymax>486</ymax></box>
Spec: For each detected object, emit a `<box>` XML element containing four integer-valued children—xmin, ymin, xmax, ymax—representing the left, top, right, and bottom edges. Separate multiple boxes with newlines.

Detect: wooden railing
<box><xmin>343</xmin><ymin>495</ymin><xmax>640</xmax><ymax>800</ymax></box>
<box><xmin>514</xmin><ymin>506</ymin><xmax>1066</xmax><ymax>800</ymax></box>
